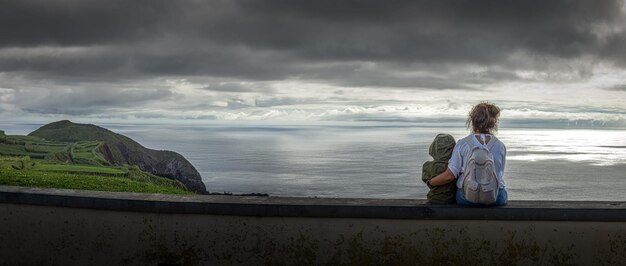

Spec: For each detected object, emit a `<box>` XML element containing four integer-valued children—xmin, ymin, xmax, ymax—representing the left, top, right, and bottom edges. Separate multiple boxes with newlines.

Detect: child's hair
<box><xmin>466</xmin><ymin>102</ymin><xmax>501</xmax><ymax>134</ymax></box>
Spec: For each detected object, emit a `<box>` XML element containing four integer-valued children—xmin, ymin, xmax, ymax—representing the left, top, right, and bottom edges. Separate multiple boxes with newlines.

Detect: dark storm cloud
<box><xmin>603</xmin><ymin>34</ymin><xmax>626</xmax><ymax>67</ymax></box>
<box><xmin>200</xmin><ymin>84</ymin><xmax>257</xmax><ymax>93</ymax></box>
<box><xmin>304</xmin><ymin>62</ymin><xmax>519</xmax><ymax>89</ymax></box>
<box><xmin>198</xmin><ymin>81</ymin><xmax>278</xmax><ymax>93</ymax></box>
<box><xmin>0</xmin><ymin>44</ymin><xmax>299</xmax><ymax>81</ymax></box>
<box><xmin>0</xmin><ymin>0</ymin><xmax>176</xmax><ymax>46</ymax></box>
<box><xmin>14</xmin><ymin>86</ymin><xmax>174</xmax><ymax>115</ymax></box>
<box><xmin>1</xmin><ymin>0</ymin><xmax>625</xmax><ymax>79</ymax></box>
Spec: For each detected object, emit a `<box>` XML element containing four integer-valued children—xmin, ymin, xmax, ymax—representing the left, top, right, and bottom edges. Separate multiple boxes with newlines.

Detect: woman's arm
<box><xmin>428</xmin><ymin>168</ymin><xmax>456</xmax><ymax>187</ymax></box>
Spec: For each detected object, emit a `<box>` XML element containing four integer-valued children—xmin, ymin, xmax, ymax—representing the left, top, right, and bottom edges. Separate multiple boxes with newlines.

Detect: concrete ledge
<box><xmin>1</xmin><ymin>185</ymin><xmax>625</xmax><ymax>221</ymax></box>
<box><xmin>1</xmin><ymin>186</ymin><xmax>625</xmax><ymax>265</ymax></box>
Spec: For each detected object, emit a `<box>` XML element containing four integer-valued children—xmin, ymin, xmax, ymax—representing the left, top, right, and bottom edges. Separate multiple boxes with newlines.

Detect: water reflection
<box><xmin>499</xmin><ymin>129</ymin><xmax>626</xmax><ymax>166</ymax></box>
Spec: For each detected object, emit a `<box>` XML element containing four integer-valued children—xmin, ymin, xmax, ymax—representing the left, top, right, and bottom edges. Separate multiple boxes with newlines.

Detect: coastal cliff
<box><xmin>28</xmin><ymin>120</ymin><xmax>207</xmax><ymax>193</ymax></box>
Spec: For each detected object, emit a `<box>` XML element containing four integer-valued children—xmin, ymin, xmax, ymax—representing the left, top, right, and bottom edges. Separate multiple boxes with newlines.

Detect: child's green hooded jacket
<box><xmin>422</xmin><ymin>134</ymin><xmax>457</xmax><ymax>204</ymax></box>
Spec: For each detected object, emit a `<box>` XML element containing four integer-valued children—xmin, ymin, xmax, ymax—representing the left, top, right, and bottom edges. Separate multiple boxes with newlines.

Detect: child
<box><xmin>422</xmin><ymin>134</ymin><xmax>457</xmax><ymax>204</ymax></box>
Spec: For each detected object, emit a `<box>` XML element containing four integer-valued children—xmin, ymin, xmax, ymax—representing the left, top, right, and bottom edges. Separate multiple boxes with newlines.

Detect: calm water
<box><xmin>2</xmin><ymin>122</ymin><xmax>626</xmax><ymax>200</ymax></box>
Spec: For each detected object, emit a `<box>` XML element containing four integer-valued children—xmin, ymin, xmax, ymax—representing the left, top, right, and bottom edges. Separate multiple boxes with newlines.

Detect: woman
<box><xmin>426</xmin><ymin>102</ymin><xmax>507</xmax><ymax>206</ymax></box>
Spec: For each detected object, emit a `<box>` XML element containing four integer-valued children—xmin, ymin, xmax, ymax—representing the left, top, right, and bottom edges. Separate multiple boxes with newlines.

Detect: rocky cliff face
<box><xmin>29</xmin><ymin>120</ymin><xmax>207</xmax><ymax>193</ymax></box>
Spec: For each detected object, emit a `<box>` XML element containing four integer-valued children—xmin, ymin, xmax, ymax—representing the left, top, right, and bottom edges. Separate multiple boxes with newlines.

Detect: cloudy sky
<box><xmin>1</xmin><ymin>0</ymin><xmax>626</xmax><ymax>127</ymax></box>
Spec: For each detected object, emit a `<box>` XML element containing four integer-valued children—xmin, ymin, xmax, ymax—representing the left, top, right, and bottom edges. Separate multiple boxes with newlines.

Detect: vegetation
<box><xmin>34</xmin><ymin>164</ymin><xmax>127</xmax><ymax>176</ymax></box>
<box><xmin>0</xmin><ymin>168</ymin><xmax>191</xmax><ymax>194</ymax></box>
<box><xmin>0</xmin><ymin>128</ymin><xmax>192</xmax><ymax>194</ymax></box>
<box><xmin>27</xmin><ymin>120</ymin><xmax>206</xmax><ymax>193</ymax></box>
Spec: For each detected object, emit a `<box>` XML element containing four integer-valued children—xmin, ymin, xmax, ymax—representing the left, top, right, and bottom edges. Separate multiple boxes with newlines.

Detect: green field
<box><xmin>0</xmin><ymin>130</ymin><xmax>192</xmax><ymax>194</ymax></box>
<box><xmin>34</xmin><ymin>164</ymin><xmax>128</xmax><ymax>176</ymax></box>
<box><xmin>71</xmin><ymin>141</ymin><xmax>111</xmax><ymax>166</ymax></box>
<box><xmin>0</xmin><ymin>168</ymin><xmax>191</xmax><ymax>194</ymax></box>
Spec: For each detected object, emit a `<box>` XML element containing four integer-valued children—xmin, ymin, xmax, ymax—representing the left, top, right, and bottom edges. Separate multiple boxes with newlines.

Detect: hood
<box><xmin>428</xmin><ymin>133</ymin><xmax>456</xmax><ymax>161</ymax></box>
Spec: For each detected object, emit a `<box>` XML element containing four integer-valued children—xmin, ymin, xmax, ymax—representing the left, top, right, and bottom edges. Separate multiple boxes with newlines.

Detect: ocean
<box><xmin>2</xmin><ymin>122</ymin><xmax>626</xmax><ymax>201</ymax></box>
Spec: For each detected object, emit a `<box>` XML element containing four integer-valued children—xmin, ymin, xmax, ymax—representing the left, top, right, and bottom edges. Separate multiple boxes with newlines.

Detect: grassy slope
<box><xmin>35</xmin><ymin>164</ymin><xmax>128</xmax><ymax>175</ymax></box>
<box><xmin>0</xmin><ymin>130</ymin><xmax>192</xmax><ymax>194</ymax></box>
<box><xmin>28</xmin><ymin>120</ymin><xmax>206</xmax><ymax>193</ymax></box>
<box><xmin>27</xmin><ymin>120</ymin><xmax>144</xmax><ymax>162</ymax></box>
<box><xmin>0</xmin><ymin>168</ymin><xmax>191</xmax><ymax>194</ymax></box>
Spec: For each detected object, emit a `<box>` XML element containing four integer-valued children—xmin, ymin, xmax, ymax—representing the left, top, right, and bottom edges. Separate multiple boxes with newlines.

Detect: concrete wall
<box><xmin>1</xmin><ymin>186</ymin><xmax>625</xmax><ymax>265</ymax></box>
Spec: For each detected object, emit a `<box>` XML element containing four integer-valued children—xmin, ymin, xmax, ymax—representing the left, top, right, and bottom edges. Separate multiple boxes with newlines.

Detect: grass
<box><xmin>125</xmin><ymin>165</ymin><xmax>189</xmax><ymax>190</ymax></box>
<box><xmin>0</xmin><ymin>134</ymin><xmax>108</xmax><ymax>166</ymax></box>
<box><xmin>34</xmin><ymin>164</ymin><xmax>128</xmax><ymax>176</ymax></box>
<box><xmin>3</xmin><ymin>135</ymin><xmax>43</xmax><ymax>145</ymax></box>
<box><xmin>0</xmin><ymin>156</ymin><xmax>191</xmax><ymax>194</ymax></box>
<box><xmin>0</xmin><ymin>168</ymin><xmax>192</xmax><ymax>194</ymax></box>
<box><xmin>0</xmin><ymin>143</ymin><xmax>47</xmax><ymax>159</ymax></box>
<box><xmin>0</xmin><ymin>124</ymin><xmax>198</xmax><ymax>194</ymax></box>
<box><xmin>23</xmin><ymin>142</ymin><xmax>66</xmax><ymax>153</ymax></box>
<box><xmin>0</xmin><ymin>156</ymin><xmax>36</xmax><ymax>170</ymax></box>
<box><xmin>70</xmin><ymin>141</ymin><xmax>110</xmax><ymax>166</ymax></box>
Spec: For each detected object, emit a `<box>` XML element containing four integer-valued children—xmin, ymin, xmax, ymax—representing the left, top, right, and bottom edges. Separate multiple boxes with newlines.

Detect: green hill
<box><xmin>28</xmin><ymin>120</ymin><xmax>207</xmax><ymax>193</ymax></box>
<box><xmin>0</xmin><ymin>130</ymin><xmax>190</xmax><ymax>194</ymax></box>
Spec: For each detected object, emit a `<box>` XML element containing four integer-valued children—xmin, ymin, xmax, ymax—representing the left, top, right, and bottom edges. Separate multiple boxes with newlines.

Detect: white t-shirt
<box><xmin>447</xmin><ymin>134</ymin><xmax>507</xmax><ymax>189</ymax></box>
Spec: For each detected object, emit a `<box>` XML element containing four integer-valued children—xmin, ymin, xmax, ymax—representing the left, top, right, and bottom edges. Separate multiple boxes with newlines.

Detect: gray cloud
<box><xmin>605</xmin><ymin>84</ymin><xmax>626</xmax><ymax>91</ymax></box>
<box><xmin>255</xmin><ymin>97</ymin><xmax>322</xmax><ymax>107</ymax></box>
<box><xmin>197</xmin><ymin>81</ymin><xmax>279</xmax><ymax>93</ymax></box>
<box><xmin>226</xmin><ymin>98</ymin><xmax>251</xmax><ymax>109</ymax></box>
<box><xmin>14</xmin><ymin>86</ymin><xmax>174</xmax><ymax>115</ymax></box>
<box><xmin>201</xmin><ymin>84</ymin><xmax>257</xmax><ymax>93</ymax></box>
<box><xmin>1</xmin><ymin>0</ymin><xmax>624</xmax><ymax>79</ymax></box>
<box><xmin>1</xmin><ymin>0</ymin><xmax>625</xmax><ymax>121</ymax></box>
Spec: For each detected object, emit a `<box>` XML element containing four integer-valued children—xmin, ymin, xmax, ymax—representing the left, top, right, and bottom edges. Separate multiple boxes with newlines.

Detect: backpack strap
<box><xmin>486</xmin><ymin>135</ymin><xmax>498</xmax><ymax>151</ymax></box>
<box><xmin>465</xmin><ymin>134</ymin><xmax>497</xmax><ymax>151</ymax></box>
<box><xmin>462</xmin><ymin>136</ymin><xmax>478</xmax><ymax>150</ymax></box>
